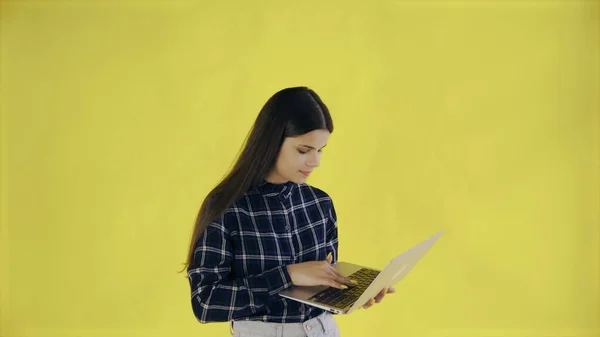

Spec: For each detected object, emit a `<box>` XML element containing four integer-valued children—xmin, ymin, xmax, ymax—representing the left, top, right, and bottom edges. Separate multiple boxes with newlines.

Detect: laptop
<box><xmin>278</xmin><ymin>230</ymin><xmax>444</xmax><ymax>314</ymax></box>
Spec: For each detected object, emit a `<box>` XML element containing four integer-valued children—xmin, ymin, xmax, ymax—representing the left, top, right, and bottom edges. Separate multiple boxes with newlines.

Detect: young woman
<box><xmin>184</xmin><ymin>87</ymin><xmax>394</xmax><ymax>337</ymax></box>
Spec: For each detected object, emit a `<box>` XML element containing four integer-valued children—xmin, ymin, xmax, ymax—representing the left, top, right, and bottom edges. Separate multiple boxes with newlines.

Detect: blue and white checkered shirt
<box><xmin>187</xmin><ymin>180</ymin><xmax>339</xmax><ymax>323</ymax></box>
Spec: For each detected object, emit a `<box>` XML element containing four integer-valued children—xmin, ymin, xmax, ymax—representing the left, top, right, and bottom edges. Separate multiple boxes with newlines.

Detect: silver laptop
<box><xmin>278</xmin><ymin>230</ymin><xmax>444</xmax><ymax>314</ymax></box>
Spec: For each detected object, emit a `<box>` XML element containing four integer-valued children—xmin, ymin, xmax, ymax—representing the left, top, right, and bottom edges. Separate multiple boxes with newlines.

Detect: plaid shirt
<box><xmin>187</xmin><ymin>180</ymin><xmax>339</xmax><ymax>324</ymax></box>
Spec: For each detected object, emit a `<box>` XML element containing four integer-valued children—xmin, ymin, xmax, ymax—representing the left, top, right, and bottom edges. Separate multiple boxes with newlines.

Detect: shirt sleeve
<box><xmin>325</xmin><ymin>198</ymin><xmax>339</xmax><ymax>265</ymax></box>
<box><xmin>325</xmin><ymin>199</ymin><xmax>342</xmax><ymax>316</ymax></box>
<box><xmin>187</xmin><ymin>221</ymin><xmax>293</xmax><ymax>323</ymax></box>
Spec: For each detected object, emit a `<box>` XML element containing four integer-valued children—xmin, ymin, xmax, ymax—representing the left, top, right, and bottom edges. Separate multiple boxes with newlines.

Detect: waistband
<box><xmin>230</xmin><ymin>311</ymin><xmax>335</xmax><ymax>336</ymax></box>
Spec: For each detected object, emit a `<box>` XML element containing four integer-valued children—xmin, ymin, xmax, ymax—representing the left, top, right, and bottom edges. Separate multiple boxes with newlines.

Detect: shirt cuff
<box><xmin>263</xmin><ymin>265</ymin><xmax>294</xmax><ymax>296</ymax></box>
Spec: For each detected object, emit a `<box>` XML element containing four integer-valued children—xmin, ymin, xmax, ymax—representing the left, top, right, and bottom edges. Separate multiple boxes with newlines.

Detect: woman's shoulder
<box><xmin>296</xmin><ymin>183</ymin><xmax>333</xmax><ymax>203</ymax></box>
<box><xmin>215</xmin><ymin>193</ymin><xmax>263</xmax><ymax>226</ymax></box>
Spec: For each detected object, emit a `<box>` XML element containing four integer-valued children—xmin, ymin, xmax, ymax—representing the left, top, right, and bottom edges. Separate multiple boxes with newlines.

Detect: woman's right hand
<box><xmin>286</xmin><ymin>253</ymin><xmax>358</xmax><ymax>289</ymax></box>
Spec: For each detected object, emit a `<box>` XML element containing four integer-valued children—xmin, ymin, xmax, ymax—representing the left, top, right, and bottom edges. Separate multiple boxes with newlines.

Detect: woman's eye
<box><xmin>298</xmin><ymin>149</ymin><xmax>309</xmax><ymax>154</ymax></box>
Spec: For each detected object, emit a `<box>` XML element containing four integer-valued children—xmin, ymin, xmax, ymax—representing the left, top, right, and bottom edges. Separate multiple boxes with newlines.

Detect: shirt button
<box><xmin>285</xmin><ymin>225</ymin><xmax>290</xmax><ymax>231</ymax></box>
<box><xmin>299</xmin><ymin>306</ymin><xmax>305</xmax><ymax>313</ymax></box>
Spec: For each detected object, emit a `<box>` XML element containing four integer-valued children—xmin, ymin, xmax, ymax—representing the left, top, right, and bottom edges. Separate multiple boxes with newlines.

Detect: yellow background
<box><xmin>1</xmin><ymin>1</ymin><xmax>598</xmax><ymax>336</ymax></box>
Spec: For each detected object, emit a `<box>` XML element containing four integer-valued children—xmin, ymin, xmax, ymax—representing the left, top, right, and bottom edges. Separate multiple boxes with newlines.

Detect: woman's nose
<box><xmin>306</xmin><ymin>152</ymin><xmax>320</xmax><ymax>167</ymax></box>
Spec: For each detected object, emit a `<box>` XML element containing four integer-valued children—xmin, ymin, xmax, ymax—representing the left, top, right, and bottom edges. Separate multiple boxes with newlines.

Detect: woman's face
<box><xmin>267</xmin><ymin>129</ymin><xmax>330</xmax><ymax>184</ymax></box>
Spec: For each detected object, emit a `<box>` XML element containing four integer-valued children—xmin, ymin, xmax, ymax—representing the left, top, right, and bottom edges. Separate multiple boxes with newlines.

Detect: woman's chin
<box><xmin>289</xmin><ymin>176</ymin><xmax>307</xmax><ymax>184</ymax></box>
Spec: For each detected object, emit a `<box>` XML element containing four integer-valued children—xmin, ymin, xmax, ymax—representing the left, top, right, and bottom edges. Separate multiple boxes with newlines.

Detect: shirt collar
<box><xmin>255</xmin><ymin>180</ymin><xmax>297</xmax><ymax>199</ymax></box>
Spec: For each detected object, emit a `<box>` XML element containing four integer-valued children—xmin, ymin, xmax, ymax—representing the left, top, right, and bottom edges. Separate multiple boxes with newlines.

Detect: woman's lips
<box><xmin>300</xmin><ymin>170</ymin><xmax>311</xmax><ymax>177</ymax></box>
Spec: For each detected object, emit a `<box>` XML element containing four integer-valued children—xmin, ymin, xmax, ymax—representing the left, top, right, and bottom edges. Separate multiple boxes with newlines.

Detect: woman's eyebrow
<box><xmin>298</xmin><ymin>144</ymin><xmax>327</xmax><ymax>150</ymax></box>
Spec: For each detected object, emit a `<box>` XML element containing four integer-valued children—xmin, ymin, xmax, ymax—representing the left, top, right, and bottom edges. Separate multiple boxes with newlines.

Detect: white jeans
<box><xmin>230</xmin><ymin>312</ymin><xmax>340</xmax><ymax>337</ymax></box>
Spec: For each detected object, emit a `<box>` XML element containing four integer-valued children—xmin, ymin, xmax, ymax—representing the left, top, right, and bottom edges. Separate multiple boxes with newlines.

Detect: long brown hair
<box><xmin>180</xmin><ymin>86</ymin><xmax>334</xmax><ymax>273</ymax></box>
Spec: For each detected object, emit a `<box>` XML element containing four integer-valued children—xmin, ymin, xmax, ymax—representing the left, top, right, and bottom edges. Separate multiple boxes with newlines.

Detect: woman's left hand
<box><xmin>361</xmin><ymin>287</ymin><xmax>396</xmax><ymax>309</ymax></box>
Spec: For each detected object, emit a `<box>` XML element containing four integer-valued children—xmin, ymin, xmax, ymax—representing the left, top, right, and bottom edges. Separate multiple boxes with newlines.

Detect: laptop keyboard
<box><xmin>308</xmin><ymin>267</ymin><xmax>380</xmax><ymax>309</ymax></box>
